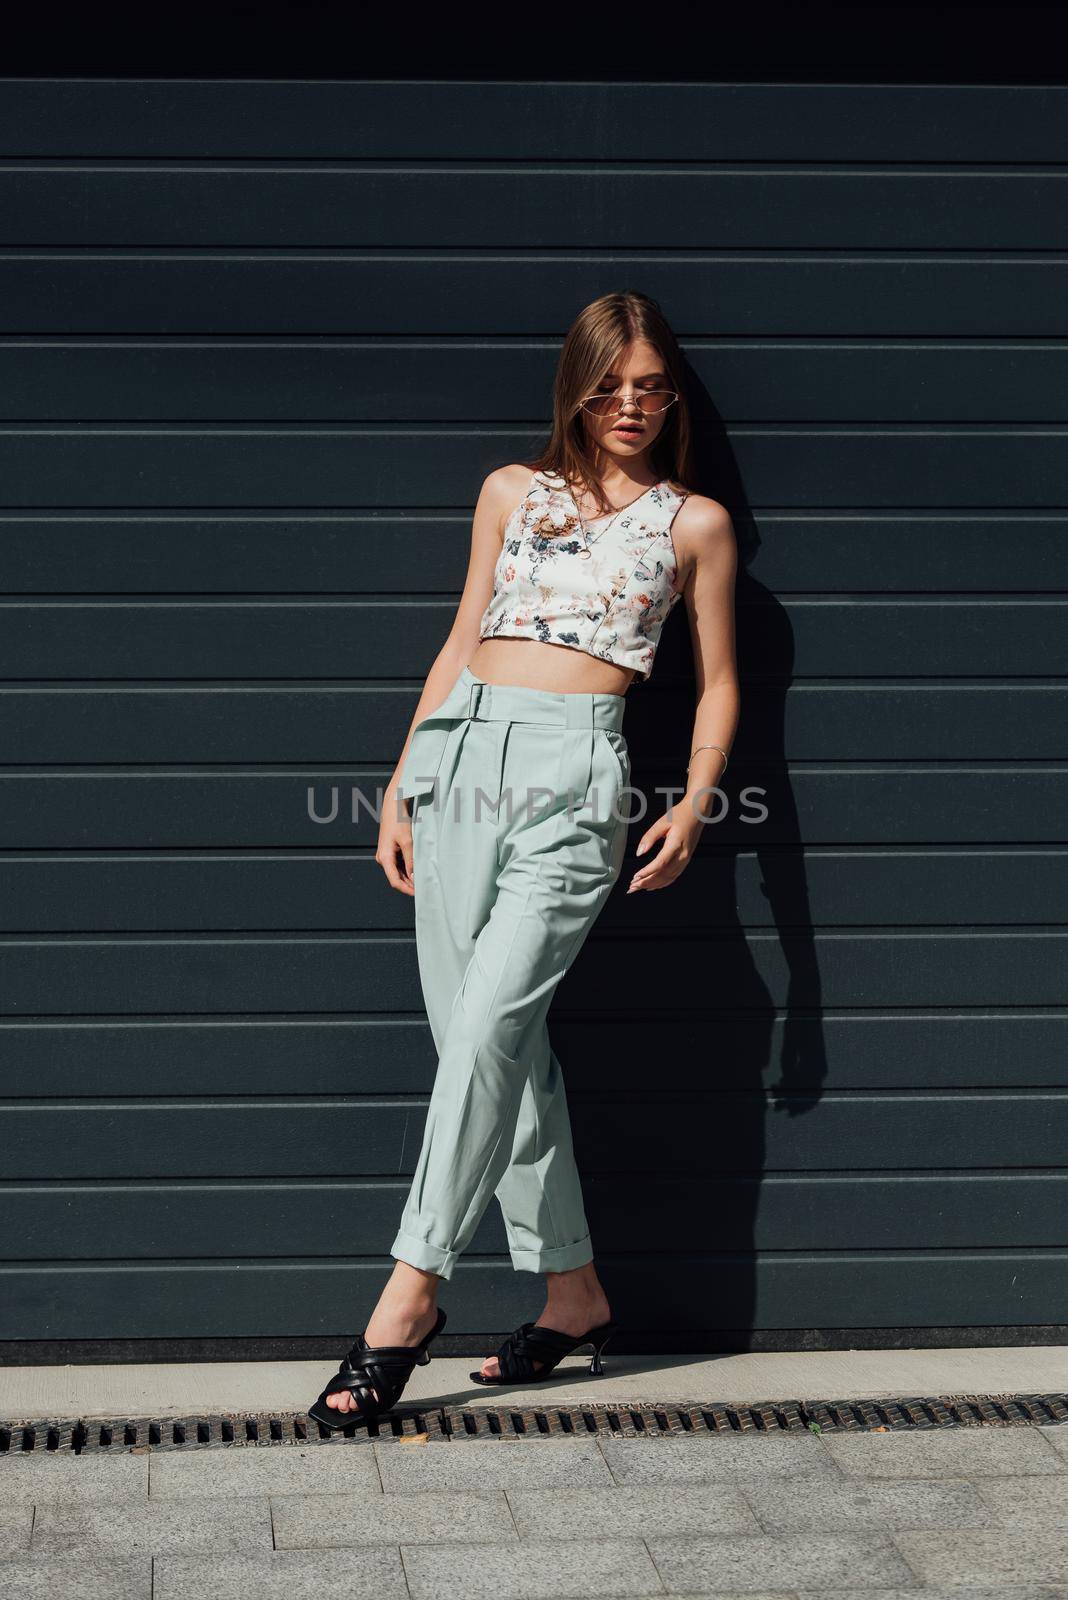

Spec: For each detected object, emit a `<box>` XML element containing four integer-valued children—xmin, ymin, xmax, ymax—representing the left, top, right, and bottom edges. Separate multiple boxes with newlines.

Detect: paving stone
<box><xmin>272</xmin><ymin>1487</ymin><xmax>515</xmax><ymax>1547</ymax></box>
<box><xmin>507</xmin><ymin>1482</ymin><xmax>759</xmax><ymax>1539</ymax></box>
<box><xmin>374</xmin><ymin>1438</ymin><xmax>612</xmax><ymax>1492</ymax></box>
<box><xmin>31</xmin><ymin>1496</ymin><xmax>273</xmax><ymax>1556</ymax></box>
<box><xmin>154</xmin><ymin>1546</ymin><xmax>408</xmax><ymax>1599</ymax></box>
<box><xmin>0</xmin><ymin>1451</ymin><xmax>148</xmax><ymax>1504</ymax></box>
<box><xmin>820</xmin><ymin>1426</ymin><xmax>1064</xmax><ymax>1478</ymax></box>
<box><xmin>616</xmin><ymin>1592</ymin><xmax>1068</xmax><ymax>1600</ymax></box>
<box><xmin>791</xmin><ymin>1589</ymin><xmax>1068</xmax><ymax>1600</ymax></box>
<box><xmin>401</xmin><ymin>1535</ymin><xmax>662</xmax><ymax>1598</ymax></box>
<box><xmin>646</xmin><ymin>1531</ymin><xmax>915</xmax><ymax>1592</ymax></box>
<box><xmin>0</xmin><ymin>1556</ymin><xmax>150</xmax><ymax>1598</ymax></box>
<box><xmin>743</xmin><ymin>1473</ymin><xmax>991</xmax><ymax>1531</ymax></box>
<box><xmin>149</xmin><ymin>1443</ymin><xmax>381</xmax><ymax>1499</ymax></box>
<box><xmin>0</xmin><ymin>1501</ymin><xmax>33</xmax><ymax>1550</ymax></box>
<box><xmin>1038</xmin><ymin>1425</ymin><xmax>1068</xmax><ymax>1460</ymax></box>
<box><xmin>975</xmin><ymin>1472</ymin><xmax>1068</xmax><ymax>1529</ymax></box>
<box><xmin>599</xmin><ymin>1435</ymin><xmax>837</xmax><ymax>1485</ymax></box>
<box><xmin>895</xmin><ymin>1528</ymin><xmax>1068</xmax><ymax>1587</ymax></box>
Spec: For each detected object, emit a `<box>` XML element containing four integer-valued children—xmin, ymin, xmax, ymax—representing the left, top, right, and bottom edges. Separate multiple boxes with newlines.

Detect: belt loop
<box><xmin>467</xmin><ymin>680</ymin><xmax>485</xmax><ymax>720</ymax></box>
<box><xmin>560</xmin><ymin>691</ymin><xmax>595</xmax><ymax>811</ymax></box>
<box><xmin>563</xmin><ymin>692</ymin><xmax>595</xmax><ymax>730</ymax></box>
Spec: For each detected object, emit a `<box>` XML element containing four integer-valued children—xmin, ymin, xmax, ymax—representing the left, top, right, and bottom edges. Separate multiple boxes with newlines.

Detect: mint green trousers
<box><xmin>391</xmin><ymin>665</ymin><xmax>630</xmax><ymax>1280</ymax></box>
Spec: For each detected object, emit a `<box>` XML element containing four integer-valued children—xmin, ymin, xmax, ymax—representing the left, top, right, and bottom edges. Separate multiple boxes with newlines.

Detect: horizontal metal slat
<box><xmin>1</xmin><ymin>513</ymin><xmax>1064</xmax><ymax>594</ymax></box>
<box><xmin>2</xmin><ymin>82</ymin><xmax>1066</xmax><ymax>160</ymax></box>
<box><xmin>0</xmin><ymin>930</ymin><xmax>1064</xmax><ymax>1015</ymax></box>
<box><xmin>3</xmin><ymin>339</ymin><xmax>1068</xmax><ymax>423</ymax></box>
<box><xmin>1</xmin><ymin>684</ymin><xmax>1065</xmax><ymax>761</ymax></box>
<box><xmin>1</xmin><ymin>168</ymin><xmax>1067</xmax><ymax>249</ymax></box>
<box><xmin>2</xmin><ymin>1012</ymin><xmax>1064</xmax><ymax>1097</ymax></box>
<box><xmin>0</xmin><ymin>425</ymin><xmax>1067</xmax><ymax>508</ymax></box>
<box><xmin>1</xmin><ymin>1251</ymin><xmax>1066</xmax><ymax>1340</ymax></box>
<box><xmin>4</xmin><ymin>1091</ymin><xmax>1065</xmax><ymax>1179</ymax></box>
<box><xmin>3</xmin><ymin>1171</ymin><xmax>1065</xmax><ymax>1258</ymax></box>
<box><xmin>0</xmin><ymin>767</ymin><xmax>1064</xmax><ymax>848</ymax></box>
<box><xmin>1</xmin><ymin>598</ymin><xmax>1063</xmax><ymax>679</ymax></box>
<box><xmin>2</xmin><ymin>257</ymin><xmax>1067</xmax><ymax>337</ymax></box>
<box><xmin>0</xmin><ymin>848</ymin><xmax>1065</xmax><ymax>931</ymax></box>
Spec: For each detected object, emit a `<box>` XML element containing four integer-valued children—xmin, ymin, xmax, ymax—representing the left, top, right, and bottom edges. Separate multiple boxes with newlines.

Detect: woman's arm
<box><xmin>377</xmin><ymin>464</ymin><xmax>526</xmax><ymax>895</ymax></box>
<box><xmin>627</xmin><ymin>494</ymin><xmax>739</xmax><ymax>893</ymax></box>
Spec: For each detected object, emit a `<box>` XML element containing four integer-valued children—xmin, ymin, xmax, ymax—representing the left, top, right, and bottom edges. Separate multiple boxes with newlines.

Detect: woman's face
<box><xmin>580</xmin><ymin>338</ymin><xmax>674</xmax><ymax>467</ymax></box>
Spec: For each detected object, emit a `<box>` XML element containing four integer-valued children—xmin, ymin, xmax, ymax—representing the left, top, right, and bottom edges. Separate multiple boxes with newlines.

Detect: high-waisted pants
<box><xmin>390</xmin><ymin>664</ymin><xmax>630</xmax><ymax>1280</ymax></box>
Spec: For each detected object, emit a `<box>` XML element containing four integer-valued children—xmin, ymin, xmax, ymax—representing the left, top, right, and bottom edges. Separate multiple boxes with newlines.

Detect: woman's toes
<box><xmin>326</xmin><ymin>1388</ymin><xmax>378</xmax><ymax>1412</ymax></box>
<box><xmin>479</xmin><ymin>1354</ymin><xmax>545</xmax><ymax>1379</ymax></box>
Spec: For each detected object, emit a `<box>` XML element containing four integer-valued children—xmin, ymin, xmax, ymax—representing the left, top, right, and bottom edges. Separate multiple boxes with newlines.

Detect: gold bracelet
<box><xmin>687</xmin><ymin>744</ymin><xmax>729</xmax><ymax>776</ymax></box>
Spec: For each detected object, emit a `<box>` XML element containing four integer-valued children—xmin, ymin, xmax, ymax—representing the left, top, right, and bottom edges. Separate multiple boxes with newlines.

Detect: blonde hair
<box><xmin>527</xmin><ymin>291</ymin><xmax>695</xmax><ymax>519</ymax></box>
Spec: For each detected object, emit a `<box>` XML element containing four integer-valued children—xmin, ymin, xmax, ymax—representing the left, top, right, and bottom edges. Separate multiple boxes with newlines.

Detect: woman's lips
<box><xmin>613</xmin><ymin>426</ymin><xmax>644</xmax><ymax>439</ymax></box>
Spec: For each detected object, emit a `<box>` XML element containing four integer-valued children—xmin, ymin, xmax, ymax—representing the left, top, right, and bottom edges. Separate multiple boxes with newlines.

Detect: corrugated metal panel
<box><xmin>0</xmin><ymin>79</ymin><xmax>1065</xmax><ymax>1346</ymax></box>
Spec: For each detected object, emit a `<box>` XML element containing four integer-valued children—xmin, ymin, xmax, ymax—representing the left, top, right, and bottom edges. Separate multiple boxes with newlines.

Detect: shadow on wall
<box><xmin>555</xmin><ymin>366</ymin><xmax>829</xmax><ymax>1347</ymax></box>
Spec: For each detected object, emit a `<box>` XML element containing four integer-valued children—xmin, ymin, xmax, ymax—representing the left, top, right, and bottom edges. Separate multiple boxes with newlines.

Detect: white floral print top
<box><xmin>477</xmin><ymin>469</ymin><xmax>689</xmax><ymax>682</ymax></box>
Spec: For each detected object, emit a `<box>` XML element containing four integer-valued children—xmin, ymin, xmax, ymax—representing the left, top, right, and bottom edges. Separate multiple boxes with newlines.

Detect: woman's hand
<box><xmin>377</xmin><ymin>786</ymin><xmax>416</xmax><ymax>897</ymax></box>
<box><xmin>627</xmin><ymin>801</ymin><xmax>704</xmax><ymax>893</ymax></box>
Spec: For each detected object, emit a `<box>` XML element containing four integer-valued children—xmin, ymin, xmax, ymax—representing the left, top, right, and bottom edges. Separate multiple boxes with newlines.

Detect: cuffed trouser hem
<box><xmin>390</xmin><ymin>1228</ymin><xmax>460</xmax><ymax>1281</ymax></box>
<box><xmin>508</xmin><ymin>1233</ymin><xmax>595</xmax><ymax>1275</ymax></box>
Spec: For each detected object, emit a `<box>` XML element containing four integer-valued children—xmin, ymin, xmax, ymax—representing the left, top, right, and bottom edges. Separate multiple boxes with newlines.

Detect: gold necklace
<box><xmin>569</xmin><ymin>481</ymin><xmax>658</xmax><ymax>560</ymax></box>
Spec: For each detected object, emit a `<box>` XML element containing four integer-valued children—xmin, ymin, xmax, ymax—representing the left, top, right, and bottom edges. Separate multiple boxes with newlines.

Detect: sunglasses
<box><xmin>578</xmin><ymin>389</ymin><xmax>679</xmax><ymax>418</ymax></box>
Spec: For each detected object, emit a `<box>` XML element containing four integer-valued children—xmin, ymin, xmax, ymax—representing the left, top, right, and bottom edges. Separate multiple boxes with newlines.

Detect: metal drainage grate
<box><xmin>2</xmin><ymin>1393</ymin><xmax>1066</xmax><ymax>1453</ymax></box>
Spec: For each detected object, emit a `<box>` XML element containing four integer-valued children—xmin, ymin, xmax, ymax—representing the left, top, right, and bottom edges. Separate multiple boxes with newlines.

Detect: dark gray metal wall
<box><xmin>1</xmin><ymin>80</ymin><xmax>1065</xmax><ymax>1350</ymax></box>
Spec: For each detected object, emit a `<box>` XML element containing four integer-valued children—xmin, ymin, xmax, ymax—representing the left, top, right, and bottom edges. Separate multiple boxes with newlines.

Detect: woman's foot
<box><xmin>326</xmin><ymin>1261</ymin><xmax>440</xmax><ymax>1415</ymax></box>
<box><xmin>478</xmin><ymin>1264</ymin><xmax>611</xmax><ymax>1381</ymax></box>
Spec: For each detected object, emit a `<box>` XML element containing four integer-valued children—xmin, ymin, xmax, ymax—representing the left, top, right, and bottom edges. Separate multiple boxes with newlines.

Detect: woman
<box><xmin>308</xmin><ymin>291</ymin><xmax>739</xmax><ymax>1427</ymax></box>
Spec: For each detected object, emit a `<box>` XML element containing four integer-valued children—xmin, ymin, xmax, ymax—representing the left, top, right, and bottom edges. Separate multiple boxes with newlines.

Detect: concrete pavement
<box><xmin>1</xmin><ymin>1348</ymin><xmax>1066</xmax><ymax>1598</ymax></box>
<box><xmin>1</xmin><ymin>1415</ymin><xmax>1068</xmax><ymax>1596</ymax></box>
<box><xmin>3</xmin><ymin>1343</ymin><xmax>1066</xmax><ymax>1421</ymax></box>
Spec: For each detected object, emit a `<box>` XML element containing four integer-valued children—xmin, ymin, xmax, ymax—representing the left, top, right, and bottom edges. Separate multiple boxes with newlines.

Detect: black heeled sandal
<box><xmin>468</xmin><ymin>1318</ymin><xmax>619</xmax><ymax>1386</ymax></box>
<box><xmin>307</xmin><ymin>1305</ymin><xmax>447</xmax><ymax>1430</ymax></box>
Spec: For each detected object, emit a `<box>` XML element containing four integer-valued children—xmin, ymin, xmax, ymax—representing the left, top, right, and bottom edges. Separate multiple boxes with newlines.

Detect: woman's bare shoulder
<box><xmin>475</xmin><ymin>463</ymin><xmax>540</xmax><ymax>540</ymax></box>
<box><xmin>671</xmin><ymin>488</ymin><xmax>735</xmax><ymax>552</ymax></box>
<box><xmin>480</xmin><ymin>461</ymin><xmax>540</xmax><ymax>501</ymax></box>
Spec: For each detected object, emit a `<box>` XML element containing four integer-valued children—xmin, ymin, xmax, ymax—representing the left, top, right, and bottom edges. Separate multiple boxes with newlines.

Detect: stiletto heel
<box><xmin>589</xmin><ymin>1325</ymin><xmax>617</xmax><ymax>1375</ymax></box>
<box><xmin>470</xmin><ymin>1317</ymin><xmax>620</xmax><ymax>1386</ymax></box>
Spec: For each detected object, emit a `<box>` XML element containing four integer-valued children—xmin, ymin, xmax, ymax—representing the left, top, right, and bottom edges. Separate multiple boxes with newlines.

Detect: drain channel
<box><xmin>2</xmin><ymin>1393</ymin><xmax>1065</xmax><ymax>1454</ymax></box>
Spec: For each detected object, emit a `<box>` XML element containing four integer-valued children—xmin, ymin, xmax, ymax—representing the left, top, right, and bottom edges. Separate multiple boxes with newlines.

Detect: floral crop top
<box><xmin>477</xmin><ymin>468</ymin><xmax>689</xmax><ymax>682</ymax></box>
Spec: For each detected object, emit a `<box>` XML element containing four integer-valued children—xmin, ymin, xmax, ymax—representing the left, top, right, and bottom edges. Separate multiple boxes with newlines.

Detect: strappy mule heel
<box><xmin>469</xmin><ymin>1317</ymin><xmax>619</xmax><ymax>1386</ymax></box>
<box><xmin>308</xmin><ymin>1305</ymin><xmax>447</xmax><ymax>1430</ymax></box>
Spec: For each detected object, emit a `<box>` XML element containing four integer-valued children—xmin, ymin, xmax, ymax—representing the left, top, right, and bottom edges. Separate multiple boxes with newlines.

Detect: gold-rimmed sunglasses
<box><xmin>578</xmin><ymin>388</ymin><xmax>679</xmax><ymax>418</ymax></box>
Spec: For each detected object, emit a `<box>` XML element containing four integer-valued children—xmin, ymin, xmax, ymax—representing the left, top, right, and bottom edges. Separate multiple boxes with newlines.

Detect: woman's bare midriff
<box><xmin>467</xmin><ymin>638</ymin><xmax>635</xmax><ymax>696</ymax></box>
